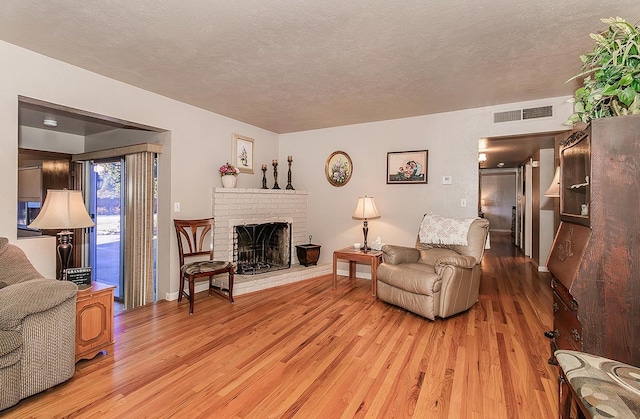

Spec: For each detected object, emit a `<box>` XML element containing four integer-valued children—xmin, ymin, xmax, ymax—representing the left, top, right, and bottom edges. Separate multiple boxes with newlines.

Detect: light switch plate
<box><xmin>174</xmin><ymin>202</ymin><xmax>181</xmax><ymax>212</ymax></box>
<box><xmin>442</xmin><ymin>176</ymin><xmax>452</xmax><ymax>185</ymax></box>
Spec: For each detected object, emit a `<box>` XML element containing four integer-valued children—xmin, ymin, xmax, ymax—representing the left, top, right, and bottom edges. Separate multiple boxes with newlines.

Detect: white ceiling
<box><xmin>2</xmin><ymin>1</ymin><xmax>640</xmax><ymax>135</ymax></box>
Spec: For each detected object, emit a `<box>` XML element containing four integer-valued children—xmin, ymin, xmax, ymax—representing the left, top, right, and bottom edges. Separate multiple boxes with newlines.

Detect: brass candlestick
<box><xmin>261</xmin><ymin>165</ymin><xmax>268</xmax><ymax>189</ymax></box>
<box><xmin>286</xmin><ymin>156</ymin><xmax>295</xmax><ymax>190</ymax></box>
<box><xmin>272</xmin><ymin>160</ymin><xmax>280</xmax><ymax>189</ymax></box>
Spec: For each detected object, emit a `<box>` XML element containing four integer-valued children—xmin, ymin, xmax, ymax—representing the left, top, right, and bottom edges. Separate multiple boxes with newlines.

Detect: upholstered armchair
<box><xmin>0</xmin><ymin>237</ymin><xmax>77</xmax><ymax>411</ymax></box>
<box><xmin>377</xmin><ymin>215</ymin><xmax>489</xmax><ymax>320</ymax></box>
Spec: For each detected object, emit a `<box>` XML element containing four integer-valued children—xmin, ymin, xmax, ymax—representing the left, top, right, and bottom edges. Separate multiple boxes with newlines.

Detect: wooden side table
<box><xmin>75</xmin><ymin>282</ymin><xmax>115</xmax><ymax>362</ymax></box>
<box><xmin>332</xmin><ymin>247</ymin><xmax>383</xmax><ymax>296</ymax></box>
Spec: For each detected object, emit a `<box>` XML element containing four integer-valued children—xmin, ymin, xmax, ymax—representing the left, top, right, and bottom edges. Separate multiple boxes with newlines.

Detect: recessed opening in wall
<box><xmin>233</xmin><ymin>222</ymin><xmax>292</xmax><ymax>275</ymax></box>
<box><xmin>16</xmin><ymin>96</ymin><xmax>166</xmax><ymax>311</ymax></box>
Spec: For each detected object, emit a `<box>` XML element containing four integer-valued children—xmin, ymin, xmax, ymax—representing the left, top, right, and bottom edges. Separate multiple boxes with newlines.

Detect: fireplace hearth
<box><xmin>233</xmin><ymin>222</ymin><xmax>291</xmax><ymax>275</ymax></box>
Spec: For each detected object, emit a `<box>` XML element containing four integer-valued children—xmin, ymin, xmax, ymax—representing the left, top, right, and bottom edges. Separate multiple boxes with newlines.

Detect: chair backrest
<box><xmin>415</xmin><ymin>217</ymin><xmax>490</xmax><ymax>263</ymax></box>
<box><xmin>174</xmin><ymin>218</ymin><xmax>215</xmax><ymax>267</ymax></box>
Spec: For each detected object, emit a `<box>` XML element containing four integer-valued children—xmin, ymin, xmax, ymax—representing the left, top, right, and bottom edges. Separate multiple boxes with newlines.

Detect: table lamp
<box><xmin>543</xmin><ymin>167</ymin><xmax>560</xmax><ymax>198</ymax></box>
<box><xmin>29</xmin><ymin>189</ymin><xmax>95</xmax><ymax>279</ymax></box>
<box><xmin>352</xmin><ymin>196</ymin><xmax>380</xmax><ymax>252</ymax></box>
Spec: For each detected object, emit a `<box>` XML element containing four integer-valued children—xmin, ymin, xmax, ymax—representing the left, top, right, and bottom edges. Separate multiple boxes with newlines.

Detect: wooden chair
<box><xmin>174</xmin><ymin>218</ymin><xmax>234</xmax><ymax>314</ymax></box>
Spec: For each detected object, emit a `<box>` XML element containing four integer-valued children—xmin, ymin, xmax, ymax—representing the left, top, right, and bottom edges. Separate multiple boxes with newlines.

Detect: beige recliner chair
<box><xmin>377</xmin><ymin>215</ymin><xmax>489</xmax><ymax>320</ymax></box>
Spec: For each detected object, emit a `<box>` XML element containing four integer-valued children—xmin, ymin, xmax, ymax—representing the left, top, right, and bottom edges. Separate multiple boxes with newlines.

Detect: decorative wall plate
<box><xmin>325</xmin><ymin>151</ymin><xmax>353</xmax><ymax>187</ymax></box>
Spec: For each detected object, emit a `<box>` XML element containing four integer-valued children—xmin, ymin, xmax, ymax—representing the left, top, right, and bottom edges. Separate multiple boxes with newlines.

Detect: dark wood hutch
<box><xmin>547</xmin><ymin>114</ymin><xmax>640</xmax><ymax>367</ymax></box>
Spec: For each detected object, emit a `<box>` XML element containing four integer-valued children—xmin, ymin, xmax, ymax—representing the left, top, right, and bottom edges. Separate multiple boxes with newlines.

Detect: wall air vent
<box><xmin>522</xmin><ymin>105</ymin><xmax>553</xmax><ymax>120</ymax></box>
<box><xmin>493</xmin><ymin>110</ymin><xmax>522</xmax><ymax>123</ymax></box>
<box><xmin>493</xmin><ymin>105</ymin><xmax>553</xmax><ymax>124</ymax></box>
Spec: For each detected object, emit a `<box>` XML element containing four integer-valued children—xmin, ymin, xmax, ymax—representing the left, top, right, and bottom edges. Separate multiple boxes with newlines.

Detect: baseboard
<box><xmin>164</xmin><ymin>263</ymin><xmax>332</xmax><ymax>301</ymax></box>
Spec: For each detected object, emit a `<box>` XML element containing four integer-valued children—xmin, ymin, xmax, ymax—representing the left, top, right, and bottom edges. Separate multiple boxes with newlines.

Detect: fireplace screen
<box><xmin>233</xmin><ymin>222</ymin><xmax>291</xmax><ymax>275</ymax></box>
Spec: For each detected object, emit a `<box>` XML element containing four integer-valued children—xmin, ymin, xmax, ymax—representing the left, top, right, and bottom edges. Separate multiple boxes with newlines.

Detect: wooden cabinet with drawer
<box><xmin>548</xmin><ymin>115</ymin><xmax>640</xmax><ymax>367</ymax></box>
<box><xmin>75</xmin><ymin>283</ymin><xmax>115</xmax><ymax>362</ymax></box>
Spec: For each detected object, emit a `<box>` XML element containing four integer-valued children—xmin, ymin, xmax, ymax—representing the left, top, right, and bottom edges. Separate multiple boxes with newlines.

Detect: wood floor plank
<box><xmin>3</xmin><ymin>232</ymin><xmax>558</xmax><ymax>418</ymax></box>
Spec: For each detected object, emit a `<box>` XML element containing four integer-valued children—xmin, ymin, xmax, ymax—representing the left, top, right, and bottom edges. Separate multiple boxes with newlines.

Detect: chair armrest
<box><xmin>434</xmin><ymin>255</ymin><xmax>477</xmax><ymax>272</ymax></box>
<box><xmin>0</xmin><ymin>279</ymin><xmax>77</xmax><ymax>330</ymax></box>
<box><xmin>381</xmin><ymin>245</ymin><xmax>420</xmax><ymax>264</ymax></box>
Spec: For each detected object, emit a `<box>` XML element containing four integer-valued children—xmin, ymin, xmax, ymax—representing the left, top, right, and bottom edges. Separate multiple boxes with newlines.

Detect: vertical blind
<box><xmin>73</xmin><ymin>143</ymin><xmax>161</xmax><ymax>309</ymax></box>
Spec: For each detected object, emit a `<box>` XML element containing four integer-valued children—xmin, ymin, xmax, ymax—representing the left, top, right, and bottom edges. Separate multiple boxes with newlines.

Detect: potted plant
<box><xmin>566</xmin><ymin>17</ymin><xmax>640</xmax><ymax>126</ymax></box>
<box><xmin>219</xmin><ymin>162</ymin><xmax>240</xmax><ymax>188</ymax></box>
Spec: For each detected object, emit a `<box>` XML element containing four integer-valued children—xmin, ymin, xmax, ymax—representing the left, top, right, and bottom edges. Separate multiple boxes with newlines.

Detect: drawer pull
<box><xmin>551</xmin><ymin>279</ymin><xmax>557</xmax><ymax>288</ymax></box>
<box><xmin>553</xmin><ymin>303</ymin><xmax>559</xmax><ymax>313</ymax></box>
<box><xmin>571</xmin><ymin>329</ymin><xmax>581</xmax><ymax>342</ymax></box>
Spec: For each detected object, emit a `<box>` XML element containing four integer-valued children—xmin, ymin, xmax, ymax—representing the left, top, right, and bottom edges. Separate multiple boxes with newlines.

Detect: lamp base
<box><xmin>362</xmin><ymin>220</ymin><xmax>370</xmax><ymax>253</ymax></box>
<box><xmin>56</xmin><ymin>230</ymin><xmax>74</xmax><ymax>280</ymax></box>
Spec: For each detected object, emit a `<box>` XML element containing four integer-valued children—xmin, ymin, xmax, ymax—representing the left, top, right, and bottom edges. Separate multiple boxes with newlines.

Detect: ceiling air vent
<box><xmin>493</xmin><ymin>105</ymin><xmax>553</xmax><ymax>124</ymax></box>
<box><xmin>493</xmin><ymin>110</ymin><xmax>522</xmax><ymax>123</ymax></box>
<box><xmin>522</xmin><ymin>105</ymin><xmax>553</xmax><ymax>120</ymax></box>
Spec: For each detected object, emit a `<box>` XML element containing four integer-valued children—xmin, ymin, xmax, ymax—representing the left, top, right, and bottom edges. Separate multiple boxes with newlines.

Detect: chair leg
<box><xmin>188</xmin><ymin>277</ymin><xmax>195</xmax><ymax>314</ymax></box>
<box><xmin>559</xmin><ymin>372</ymin><xmax>573</xmax><ymax>419</ymax></box>
<box><xmin>228</xmin><ymin>268</ymin><xmax>234</xmax><ymax>303</ymax></box>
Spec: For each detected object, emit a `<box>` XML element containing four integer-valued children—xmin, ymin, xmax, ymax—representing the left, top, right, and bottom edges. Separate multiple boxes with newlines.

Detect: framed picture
<box><xmin>325</xmin><ymin>150</ymin><xmax>353</xmax><ymax>187</ymax></box>
<box><xmin>387</xmin><ymin>150</ymin><xmax>428</xmax><ymax>184</ymax></box>
<box><xmin>233</xmin><ymin>134</ymin><xmax>254</xmax><ymax>174</ymax></box>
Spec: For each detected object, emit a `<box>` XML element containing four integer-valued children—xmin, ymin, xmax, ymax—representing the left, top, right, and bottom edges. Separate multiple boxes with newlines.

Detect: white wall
<box><xmin>280</xmin><ymin>99</ymin><xmax>574</xmax><ymax>269</ymax></box>
<box><xmin>19</xmin><ymin>125</ymin><xmax>85</xmax><ymax>153</ymax></box>
<box><xmin>0</xmin><ymin>40</ymin><xmax>278</xmax><ymax>300</ymax></box>
<box><xmin>538</xmin><ymin>147</ymin><xmax>555</xmax><ymax>271</ymax></box>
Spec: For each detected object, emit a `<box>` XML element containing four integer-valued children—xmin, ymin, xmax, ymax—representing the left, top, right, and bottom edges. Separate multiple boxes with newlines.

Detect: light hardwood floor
<box><xmin>5</xmin><ymin>233</ymin><xmax>558</xmax><ymax>418</ymax></box>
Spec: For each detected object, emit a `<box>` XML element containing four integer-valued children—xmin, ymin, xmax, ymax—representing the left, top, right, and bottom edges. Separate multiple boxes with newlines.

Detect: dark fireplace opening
<box><xmin>233</xmin><ymin>222</ymin><xmax>291</xmax><ymax>275</ymax></box>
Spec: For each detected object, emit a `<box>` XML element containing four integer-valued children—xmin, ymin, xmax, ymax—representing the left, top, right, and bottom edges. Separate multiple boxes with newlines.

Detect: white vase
<box><xmin>221</xmin><ymin>175</ymin><xmax>237</xmax><ymax>188</ymax></box>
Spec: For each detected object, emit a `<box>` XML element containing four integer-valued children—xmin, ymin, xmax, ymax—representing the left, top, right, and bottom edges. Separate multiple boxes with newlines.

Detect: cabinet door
<box><xmin>560</xmin><ymin>129</ymin><xmax>590</xmax><ymax>226</ymax></box>
<box><xmin>76</xmin><ymin>290</ymin><xmax>114</xmax><ymax>359</ymax></box>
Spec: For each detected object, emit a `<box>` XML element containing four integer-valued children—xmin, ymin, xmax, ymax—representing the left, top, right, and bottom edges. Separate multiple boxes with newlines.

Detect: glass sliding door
<box><xmin>90</xmin><ymin>159</ymin><xmax>125</xmax><ymax>301</ymax></box>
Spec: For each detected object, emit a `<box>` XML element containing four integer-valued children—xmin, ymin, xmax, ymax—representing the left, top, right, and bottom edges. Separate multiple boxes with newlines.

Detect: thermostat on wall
<box><xmin>442</xmin><ymin>176</ymin><xmax>452</xmax><ymax>185</ymax></box>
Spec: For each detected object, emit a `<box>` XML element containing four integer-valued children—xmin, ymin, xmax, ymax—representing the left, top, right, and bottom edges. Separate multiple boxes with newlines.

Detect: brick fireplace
<box><xmin>211</xmin><ymin>188</ymin><xmax>330</xmax><ymax>295</ymax></box>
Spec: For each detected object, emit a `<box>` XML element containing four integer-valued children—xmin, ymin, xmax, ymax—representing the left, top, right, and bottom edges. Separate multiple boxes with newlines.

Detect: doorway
<box><xmin>90</xmin><ymin>159</ymin><xmax>125</xmax><ymax>301</ymax></box>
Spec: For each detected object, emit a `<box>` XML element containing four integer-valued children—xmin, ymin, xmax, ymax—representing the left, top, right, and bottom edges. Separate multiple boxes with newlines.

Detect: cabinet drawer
<box><xmin>551</xmin><ymin>276</ymin><xmax>578</xmax><ymax>314</ymax></box>
<box><xmin>553</xmin><ymin>292</ymin><xmax>582</xmax><ymax>352</ymax></box>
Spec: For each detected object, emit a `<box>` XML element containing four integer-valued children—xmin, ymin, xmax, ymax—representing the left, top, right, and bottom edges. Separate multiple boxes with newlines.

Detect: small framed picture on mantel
<box><xmin>386</xmin><ymin>150</ymin><xmax>428</xmax><ymax>184</ymax></box>
<box><xmin>233</xmin><ymin>134</ymin><xmax>254</xmax><ymax>174</ymax></box>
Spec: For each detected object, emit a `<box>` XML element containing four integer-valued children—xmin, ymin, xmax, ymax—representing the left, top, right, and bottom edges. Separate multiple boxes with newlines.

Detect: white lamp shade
<box><xmin>352</xmin><ymin>196</ymin><xmax>381</xmax><ymax>220</ymax></box>
<box><xmin>543</xmin><ymin>167</ymin><xmax>561</xmax><ymax>198</ymax></box>
<box><xmin>28</xmin><ymin>189</ymin><xmax>95</xmax><ymax>230</ymax></box>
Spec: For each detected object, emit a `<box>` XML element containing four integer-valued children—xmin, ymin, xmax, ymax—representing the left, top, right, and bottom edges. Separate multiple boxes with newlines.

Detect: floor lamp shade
<box><xmin>352</xmin><ymin>196</ymin><xmax>381</xmax><ymax>251</ymax></box>
<box><xmin>28</xmin><ymin>189</ymin><xmax>94</xmax><ymax>279</ymax></box>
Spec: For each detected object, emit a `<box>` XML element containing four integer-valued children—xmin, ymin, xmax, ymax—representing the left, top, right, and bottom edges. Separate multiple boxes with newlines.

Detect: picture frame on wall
<box><xmin>233</xmin><ymin>134</ymin><xmax>254</xmax><ymax>174</ymax></box>
<box><xmin>325</xmin><ymin>150</ymin><xmax>353</xmax><ymax>187</ymax></box>
<box><xmin>386</xmin><ymin>150</ymin><xmax>428</xmax><ymax>184</ymax></box>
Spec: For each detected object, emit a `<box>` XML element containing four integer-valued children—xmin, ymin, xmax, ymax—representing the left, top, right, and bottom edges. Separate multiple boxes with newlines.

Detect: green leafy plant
<box><xmin>566</xmin><ymin>17</ymin><xmax>640</xmax><ymax>125</ymax></box>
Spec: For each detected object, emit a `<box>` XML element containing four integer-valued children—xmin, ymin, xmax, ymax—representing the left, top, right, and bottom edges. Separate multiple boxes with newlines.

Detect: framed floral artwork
<box><xmin>233</xmin><ymin>134</ymin><xmax>254</xmax><ymax>174</ymax></box>
<box><xmin>386</xmin><ymin>150</ymin><xmax>428</xmax><ymax>184</ymax></box>
<box><xmin>325</xmin><ymin>151</ymin><xmax>353</xmax><ymax>187</ymax></box>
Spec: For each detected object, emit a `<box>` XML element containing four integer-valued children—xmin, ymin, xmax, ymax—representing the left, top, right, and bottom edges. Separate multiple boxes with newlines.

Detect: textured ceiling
<box><xmin>1</xmin><ymin>1</ymin><xmax>640</xmax><ymax>134</ymax></box>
